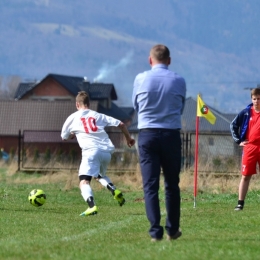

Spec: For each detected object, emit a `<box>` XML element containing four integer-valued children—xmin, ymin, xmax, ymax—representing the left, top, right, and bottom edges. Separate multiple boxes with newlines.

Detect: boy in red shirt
<box><xmin>230</xmin><ymin>88</ymin><xmax>260</xmax><ymax>210</ymax></box>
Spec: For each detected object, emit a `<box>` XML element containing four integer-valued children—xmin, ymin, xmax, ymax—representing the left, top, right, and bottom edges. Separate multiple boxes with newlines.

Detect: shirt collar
<box><xmin>151</xmin><ymin>64</ymin><xmax>168</xmax><ymax>70</ymax></box>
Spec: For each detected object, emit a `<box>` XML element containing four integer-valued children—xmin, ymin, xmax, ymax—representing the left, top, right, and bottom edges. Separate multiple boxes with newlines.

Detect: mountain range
<box><xmin>0</xmin><ymin>0</ymin><xmax>260</xmax><ymax>113</ymax></box>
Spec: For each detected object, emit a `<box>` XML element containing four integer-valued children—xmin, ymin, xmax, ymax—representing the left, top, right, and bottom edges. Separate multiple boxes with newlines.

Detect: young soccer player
<box><xmin>230</xmin><ymin>87</ymin><xmax>260</xmax><ymax>210</ymax></box>
<box><xmin>61</xmin><ymin>91</ymin><xmax>135</xmax><ymax>216</ymax></box>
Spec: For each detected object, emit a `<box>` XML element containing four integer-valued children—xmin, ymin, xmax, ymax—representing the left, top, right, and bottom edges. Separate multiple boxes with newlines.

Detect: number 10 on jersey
<box><xmin>81</xmin><ymin>117</ymin><xmax>98</xmax><ymax>133</ymax></box>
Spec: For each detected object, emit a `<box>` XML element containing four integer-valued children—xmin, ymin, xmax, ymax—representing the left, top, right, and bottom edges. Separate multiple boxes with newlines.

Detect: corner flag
<box><xmin>197</xmin><ymin>95</ymin><xmax>216</xmax><ymax>125</ymax></box>
<box><xmin>194</xmin><ymin>94</ymin><xmax>216</xmax><ymax>208</ymax></box>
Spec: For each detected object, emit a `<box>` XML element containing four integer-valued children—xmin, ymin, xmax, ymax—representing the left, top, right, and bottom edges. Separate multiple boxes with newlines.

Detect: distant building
<box><xmin>1</xmin><ymin>73</ymin><xmax>132</xmax><ymax>153</ymax></box>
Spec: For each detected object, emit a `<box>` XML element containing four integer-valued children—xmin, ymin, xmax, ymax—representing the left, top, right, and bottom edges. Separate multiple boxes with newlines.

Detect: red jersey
<box><xmin>246</xmin><ymin>107</ymin><xmax>260</xmax><ymax>145</ymax></box>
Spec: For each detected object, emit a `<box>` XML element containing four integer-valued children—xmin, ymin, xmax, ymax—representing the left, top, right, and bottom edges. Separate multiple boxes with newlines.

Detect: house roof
<box><xmin>46</xmin><ymin>74</ymin><xmax>85</xmax><ymax>96</ymax></box>
<box><xmin>83</xmin><ymin>82</ymin><xmax>117</xmax><ymax>100</ymax></box>
<box><xmin>0</xmin><ymin>97</ymin><xmax>236</xmax><ymax>137</ymax></box>
<box><xmin>98</xmin><ymin>102</ymin><xmax>132</xmax><ymax>122</ymax></box>
<box><xmin>14</xmin><ymin>74</ymin><xmax>118</xmax><ymax>100</ymax></box>
<box><xmin>128</xmin><ymin>97</ymin><xmax>236</xmax><ymax>133</ymax></box>
<box><xmin>23</xmin><ymin>130</ymin><xmax>77</xmax><ymax>143</ymax></box>
<box><xmin>120</xmin><ymin>107</ymin><xmax>135</xmax><ymax>117</ymax></box>
<box><xmin>221</xmin><ymin>113</ymin><xmax>236</xmax><ymax>122</ymax></box>
<box><xmin>14</xmin><ymin>82</ymin><xmax>37</xmax><ymax>100</ymax></box>
<box><xmin>182</xmin><ymin>97</ymin><xmax>233</xmax><ymax>133</ymax></box>
<box><xmin>0</xmin><ymin>100</ymin><xmax>98</xmax><ymax>136</ymax></box>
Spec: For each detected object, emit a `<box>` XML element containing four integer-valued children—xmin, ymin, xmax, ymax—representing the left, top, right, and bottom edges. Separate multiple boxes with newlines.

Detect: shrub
<box><xmin>212</xmin><ymin>157</ymin><xmax>222</xmax><ymax>168</ymax></box>
<box><xmin>69</xmin><ymin>149</ymin><xmax>77</xmax><ymax>163</ymax></box>
<box><xmin>33</xmin><ymin>148</ymin><xmax>39</xmax><ymax>163</ymax></box>
<box><xmin>9</xmin><ymin>147</ymin><xmax>15</xmax><ymax>159</ymax></box>
<box><xmin>55</xmin><ymin>148</ymin><xmax>63</xmax><ymax>162</ymax></box>
<box><xmin>44</xmin><ymin>148</ymin><xmax>51</xmax><ymax>162</ymax></box>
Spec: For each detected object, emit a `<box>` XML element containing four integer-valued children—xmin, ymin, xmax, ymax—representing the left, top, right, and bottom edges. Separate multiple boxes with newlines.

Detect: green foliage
<box><xmin>110</xmin><ymin>153</ymin><xmax>117</xmax><ymax>165</ymax></box>
<box><xmin>211</xmin><ymin>156</ymin><xmax>238</xmax><ymax>173</ymax></box>
<box><xmin>44</xmin><ymin>147</ymin><xmax>51</xmax><ymax>162</ymax></box>
<box><xmin>121</xmin><ymin>151</ymin><xmax>138</xmax><ymax>166</ymax></box>
<box><xmin>226</xmin><ymin>157</ymin><xmax>236</xmax><ymax>169</ymax></box>
<box><xmin>110</xmin><ymin>151</ymin><xmax>138</xmax><ymax>167</ymax></box>
<box><xmin>33</xmin><ymin>148</ymin><xmax>39</xmax><ymax>163</ymax></box>
<box><xmin>212</xmin><ymin>156</ymin><xmax>222</xmax><ymax>168</ymax></box>
<box><xmin>55</xmin><ymin>148</ymin><xmax>63</xmax><ymax>162</ymax></box>
<box><xmin>9</xmin><ymin>147</ymin><xmax>15</xmax><ymax>159</ymax></box>
<box><xmin>22</xmin><ymin>148</ymin><xmax>27</xmax><ymax>161</ymax></box>
<box><xmin>69</xmin><ymin>149</ymin><xmax>77</xmax><ymax>163</ymax></box>
<box><xmin>1</xmin><ymin>170</ymin><xmax>260</xmax><ymax>260</ymax></box>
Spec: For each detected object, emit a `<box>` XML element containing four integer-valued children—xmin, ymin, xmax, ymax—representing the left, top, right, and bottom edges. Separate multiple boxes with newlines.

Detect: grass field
<box><xmin>1</xmin><ymin>165</ymin><xmax>260</xmax><ymax>260</ymax></box>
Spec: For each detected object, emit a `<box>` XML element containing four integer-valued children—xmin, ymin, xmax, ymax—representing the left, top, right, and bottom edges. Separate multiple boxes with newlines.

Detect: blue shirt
<box><xmin>132</xmin><ymin>64</ymin><xmax>186</xmax><ymax>129</ymax></box>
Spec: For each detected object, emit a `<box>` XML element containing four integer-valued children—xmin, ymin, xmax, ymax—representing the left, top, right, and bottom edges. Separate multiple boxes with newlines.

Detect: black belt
<box><xmin>140</xmin><ymin>128</ymin><xmax>180</xmax><ymax>132</ymax></box>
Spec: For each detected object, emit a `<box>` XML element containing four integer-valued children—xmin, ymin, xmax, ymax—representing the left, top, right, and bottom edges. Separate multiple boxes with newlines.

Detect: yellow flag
<box><xmin>197</xmin><ymin>95</ymin><xmax>216</xmax><ymax>125</ymax></box>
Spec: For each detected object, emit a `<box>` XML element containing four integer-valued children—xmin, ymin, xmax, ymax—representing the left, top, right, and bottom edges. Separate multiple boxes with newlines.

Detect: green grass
<box><xmin>1</xmin><ymin>168</ymin><xmax>260</xmax><ymax>260</ymax></box>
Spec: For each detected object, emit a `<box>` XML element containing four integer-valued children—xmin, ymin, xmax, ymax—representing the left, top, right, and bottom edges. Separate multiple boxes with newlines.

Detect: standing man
<box><xmin>230</xmin><ymin>88</ymin><xmax>260</xmax><ymax>211</ymax></box>
<box><xmin>61</xmin><ymin>91</ymin><xmax>135</xmax><ymax>216</ymax></box>
<box><xmin>132</xmin><ymin>44</ymin><xmax>186</xmax><ymax>241</ymax></box>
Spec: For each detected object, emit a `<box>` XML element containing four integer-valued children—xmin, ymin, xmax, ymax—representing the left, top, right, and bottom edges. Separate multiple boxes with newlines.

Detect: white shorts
<box><xmin>79</xmin><ymin>149</ymin><xmax>111</xmax><ymax>178</ymax></box>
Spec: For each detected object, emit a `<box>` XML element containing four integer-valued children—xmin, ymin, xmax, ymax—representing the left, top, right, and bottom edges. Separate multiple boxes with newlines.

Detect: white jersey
<box><xmin>61</xmin><ymin>109</ymin><xmax>121</xmax><ymax>152</ymax></box>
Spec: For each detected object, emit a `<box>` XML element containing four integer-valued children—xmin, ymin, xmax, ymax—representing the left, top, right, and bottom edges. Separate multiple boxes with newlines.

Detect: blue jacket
<box><xmin>230</xmin><ymin>103</ymin><xmax>252</xmax><ymax>144</ymax></box>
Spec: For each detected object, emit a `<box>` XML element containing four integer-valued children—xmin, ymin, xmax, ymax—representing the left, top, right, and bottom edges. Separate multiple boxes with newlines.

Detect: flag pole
<box><xmin>194</xmin><ymin>115</ymin><xmax>199</xmax><ymax>208</ymax></box>
<box><xmin>194</xmin><ymin>94</ymin><xmax>216</xmax><ymax>207</ymax></box>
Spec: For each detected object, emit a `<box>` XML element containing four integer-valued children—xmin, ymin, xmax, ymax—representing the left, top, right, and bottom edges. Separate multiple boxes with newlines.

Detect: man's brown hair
<box><xmin>251</xmin><ymin>88</ymin><xmax>260</xmax><ymax>97</ymax></box>
<box><xmin>150</xmin><ymin>44</ymin><xmax>170</xmax><ymax>62</ymax></box>
<box><xmin>76</xmin><ymin>91</ymin><xmax>90</xmax><ymax>107</ymax></box>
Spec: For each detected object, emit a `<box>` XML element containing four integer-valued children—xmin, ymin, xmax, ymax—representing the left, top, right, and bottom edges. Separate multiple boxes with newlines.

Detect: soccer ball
<box><xmin>28</xmin><ymin>189</ymin><xmax>46</xmax><ymax>207</ymax></box>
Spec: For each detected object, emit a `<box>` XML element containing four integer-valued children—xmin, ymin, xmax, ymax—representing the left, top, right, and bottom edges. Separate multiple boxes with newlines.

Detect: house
<box><xmin>182</xmin><ymin>97</ymin><xmax>237</xmax><ymax>156</ymax></box>
<box><xmin>1</xmin><ymin>74</ymin><xmax>133</xmax><ymax>162</ymax></box>
<box><xmin>0</xmin><ymin>73</ymin><xmax>239</xmax><ymax>172</ymax></box>
<box><xmin>0</xmin><ymin>100</ymin><xmax>98</xmax><ymax>159</ymax></box>
<box><xmin>14</xmin><ymin>73</ymin><xmax>131</xmax><ymax>123</ymax></box>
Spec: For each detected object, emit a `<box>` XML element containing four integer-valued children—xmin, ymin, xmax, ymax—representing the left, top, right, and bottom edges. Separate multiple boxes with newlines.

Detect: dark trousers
<box><xmin>138</xmin><ymin>129</ymin><xmax>181</xmax><ymax>239</ymax></box>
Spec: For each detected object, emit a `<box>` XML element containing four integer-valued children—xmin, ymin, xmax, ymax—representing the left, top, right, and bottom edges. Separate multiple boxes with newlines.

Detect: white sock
<box><xmin>98</xmin><ymin>176</ymin><xmax>115</xmax><ymax>188</ymax></box>
<box><xmin>80</xmin><ymin>184</ymin><xmax>93</xmax><ymax>201</ymax></box>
